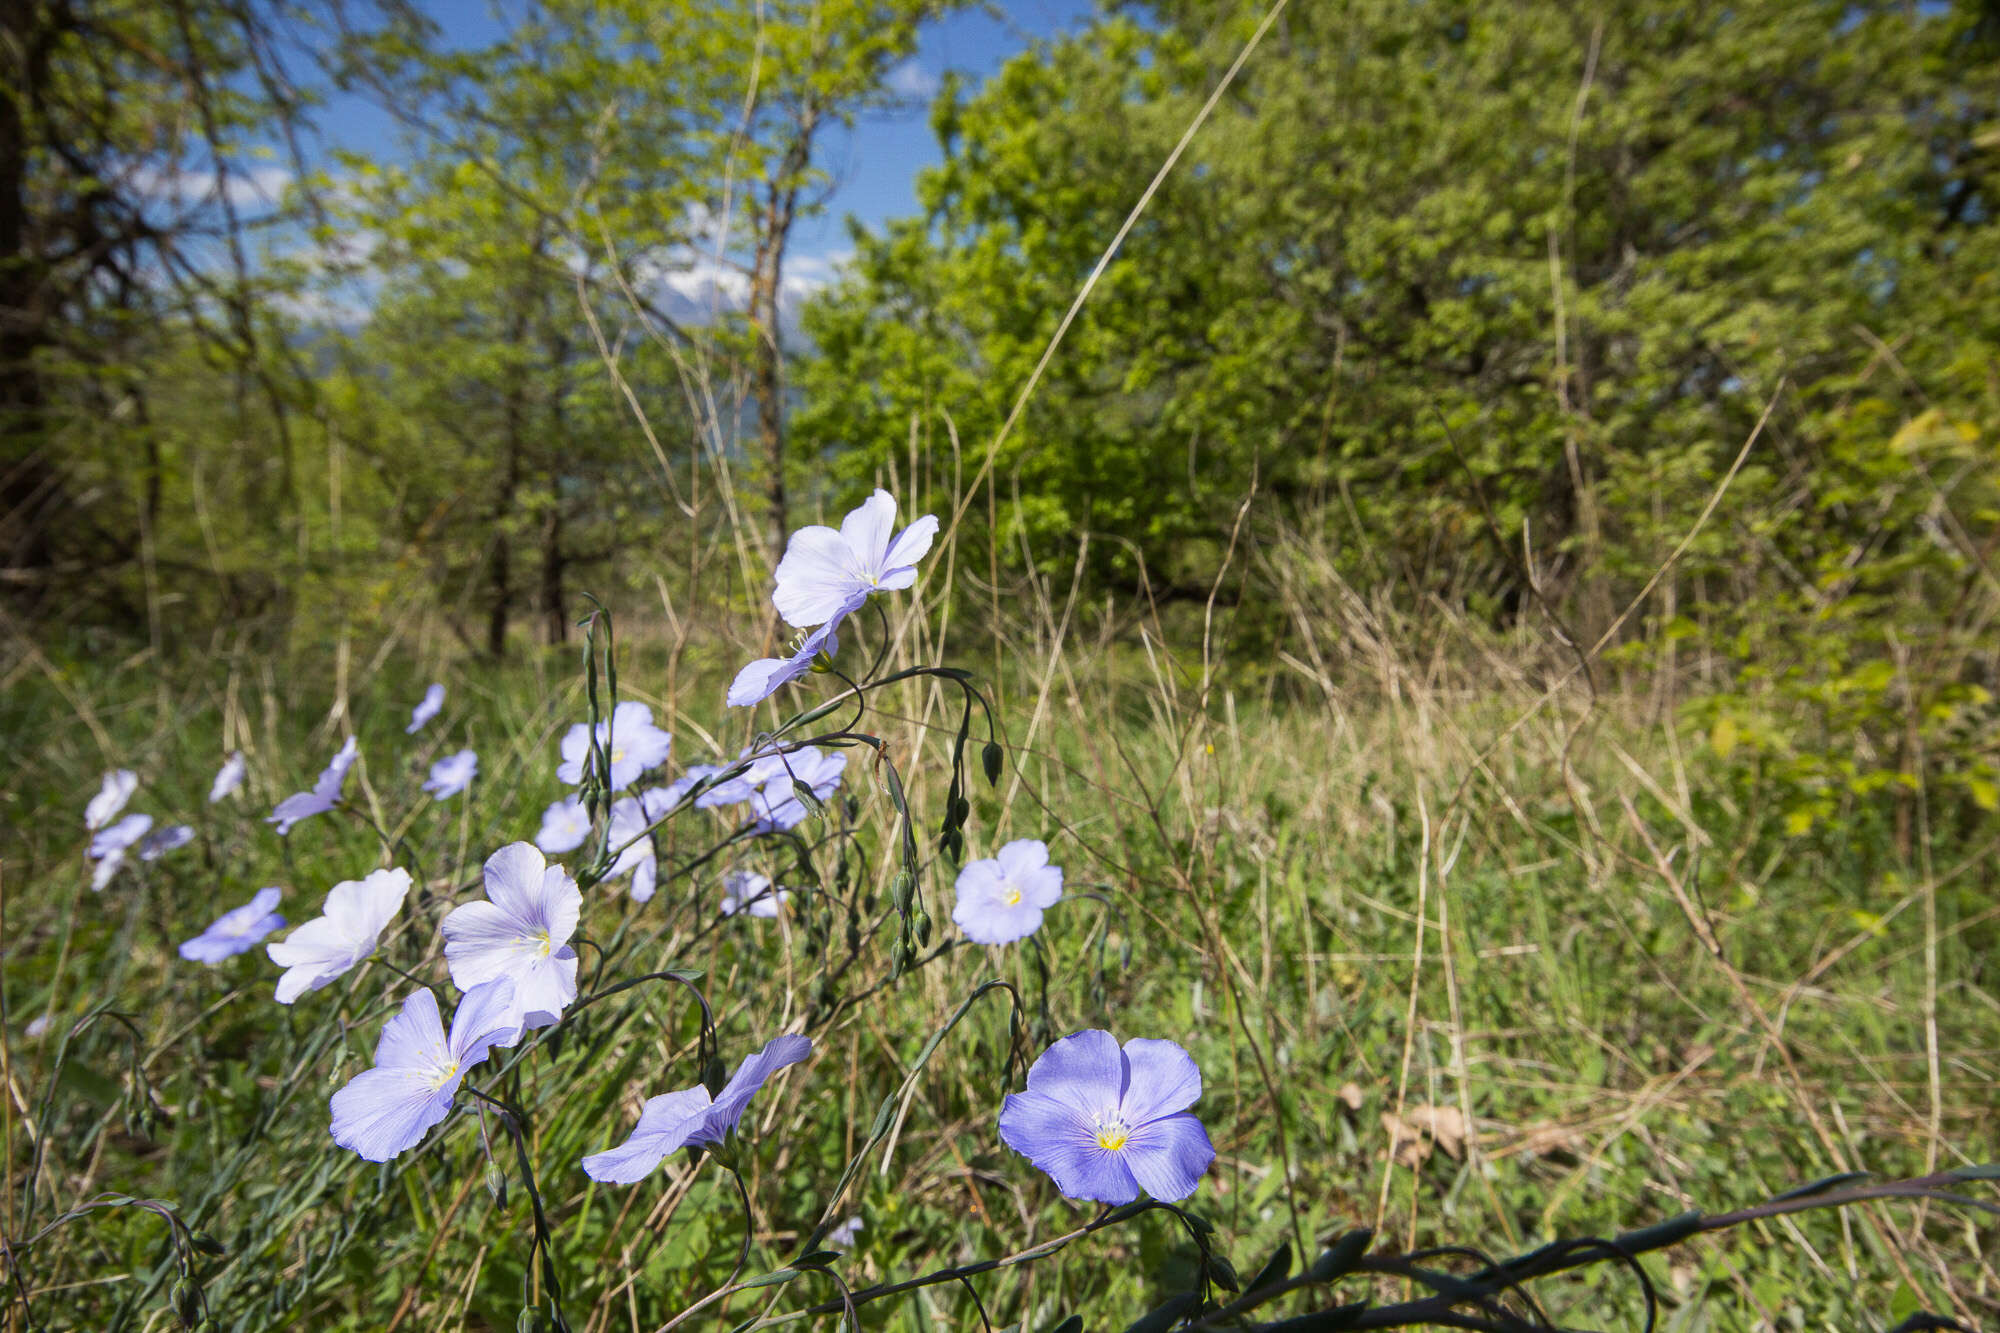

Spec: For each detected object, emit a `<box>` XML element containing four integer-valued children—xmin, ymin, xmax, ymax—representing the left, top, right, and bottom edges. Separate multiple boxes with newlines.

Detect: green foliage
<box><xmin>797</xmin><ymin>0</ymin><xmax>2000</xmax><ymax>608</ymax></box>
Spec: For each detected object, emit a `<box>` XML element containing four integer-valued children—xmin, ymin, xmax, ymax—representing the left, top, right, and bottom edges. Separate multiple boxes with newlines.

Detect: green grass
<box><xmin>3</xmin><ymin>608</ymin><xmax>1996</xmax><ymax>1333</ymax></box>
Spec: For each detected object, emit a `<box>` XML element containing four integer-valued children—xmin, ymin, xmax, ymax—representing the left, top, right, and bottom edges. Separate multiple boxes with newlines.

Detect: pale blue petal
<box><xmin>581</xmin><ymin>1087</ymin><xmax>713</xmax><ymax>1183</ymax></box>
<box><xmin>998</xmin><ymin>1090</ymin><xmax>1139</xmax><ymax>1205</ymax></box>
<box><xmin>91</xmin><ymin>813</ymin><xmax>152</xmax><ymax>859</ymax></box>
<box><xmin>85</xmin><ymin>770</ymin><xmax>138</xmax><ymax>831</ymax></box>
<box><xmin>1118</xmin><ymin>1038</ymin><xmax>1202</xmax><ymax>1125</ymax></box>
<box><xmin>407</xmin><ymin>683</ymin><xmax>445</xmax><ymax>734</ymax></box>
<box><xmin>702</xmin><ymin>1034</ymin><xmax>811</xmax><ymax>1139</ymax></box>
<box><xmin>372</xmin><ymin>990</ymin><xmax>450</xmax><ymax>1070</ymax></box>
<box><xmin>208</xmin><ymin>752</ymin><xmax>246</xmax><ymax>803</ymax></box>
<box><xmin>727</xmin><ymin>654</ymin><xmax>807</xmax><ymax>708</ymax></box>
<box><xmin>536</xmin><ymin>796</ymin><xmax>590</xmax><ymax>854</ymax></box>
<box><xmin>480</xmin><ymin>842</ymin><xmax>547</xmax><ymax>920</ymax></box>
<box><xmin>773</xmin><ymin>526</ymin><xmax>869</xmax><ymax>628</ymax></box>
<box><xmin>994</xmin><ymin>839</ymin><xmax>1050</xmax><ymax>878</ymax></box>
<box><xmin>882</xmin><ymin>512</ymin><xmax>939</xmax><ymax>573</ymax></box>
<box><xmin>839</xmin><ymin>490</ymin><xmax>899</xmax><ymax>569</ymax></box>
<box><xmin>449</xmin><ymin>978</ymin><xmax>522</xmax><ymax>1064</ymax></box>
<box><xmin>1023</xmin><ymin>1030</ymin><xmax>1124</xmax><ymax>1119</ymax></box>
<box><xmin>1121</xmin><ymin>1112</ymin><xmax>1215</xmax><ymax>1202</ymax></box>
<box><xmin>330</xmin><ymin>1067</ymin><xmax>454</xmax><ymax>1162</ymax></box>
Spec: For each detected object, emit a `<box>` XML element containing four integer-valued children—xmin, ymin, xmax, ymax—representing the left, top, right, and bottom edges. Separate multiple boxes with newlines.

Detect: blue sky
<box><xmin>309</xmin><ymin>1</ymin><xmax>1101</xmax><ymax>272</ymax></box>
<box><xmin>798</xmin><ymin>1</ymin><xmax>1100</xmax><ymax>260</ymax></box>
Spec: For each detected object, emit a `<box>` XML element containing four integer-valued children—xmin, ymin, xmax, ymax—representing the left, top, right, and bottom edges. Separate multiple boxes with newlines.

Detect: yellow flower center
<box><xmin>610</xmin><ymin>746</ymin><xmax>626</xmax><ymax>765</ymax></box>
<box><xmin>1095</xmin><ymin>1124</ymin><xmax>1130</xmax><ymax>1152</ymax></box>
<box><xmin>428</xmin><ymin>1059</ymin><xmax>460</xmax><ymax>1091</ymax></box>
<box><xmin>1002</xmin><ymin>886</ymin><xmax>1022</xmax><ymax>907</ymax></box>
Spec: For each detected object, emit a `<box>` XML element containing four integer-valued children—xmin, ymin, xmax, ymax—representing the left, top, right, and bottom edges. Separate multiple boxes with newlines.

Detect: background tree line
<box><xmin>7</xmin><ymin>0</ymin><xmax>2000</xmax><ymax>833</ymax></box>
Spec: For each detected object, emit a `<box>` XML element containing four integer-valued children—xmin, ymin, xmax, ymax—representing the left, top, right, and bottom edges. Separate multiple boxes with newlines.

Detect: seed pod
<box><xmin>171</xmin><ymin>1280</ymin><xmax>200</xmax><ymax>1328</ymax></box>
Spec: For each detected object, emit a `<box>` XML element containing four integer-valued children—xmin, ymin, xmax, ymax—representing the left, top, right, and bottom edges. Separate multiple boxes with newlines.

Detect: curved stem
<box><xmin>369</xmin><ymin>955</ymin><xmax>432</xmax><ymax>990</ymax></box>
<box><xmin>337</xmin><ymin>801</ymin><xmax>426</xmax><ymax>885</ymax></box>
<box><xmin>865</xmin><ymin>599</ymin><xmax>894</xmax><ymax>682</ymax></box>
<box><xmin>464</xmin><ymin>1086</ymin><xmax>572</xmax><ymax>1333</ymax></box>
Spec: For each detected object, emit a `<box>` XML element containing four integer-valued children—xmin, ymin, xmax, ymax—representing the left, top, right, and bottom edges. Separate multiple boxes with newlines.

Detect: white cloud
<box><xmin>783</xmin><ymin>249</ymin><xmax>851</xmax><ymax>299</ymax></box>
<box><xmin>128</xmin><ymin>162</ymin><xmax>293</xmax><ymax>211</ymax></box>
<box><xmin>655</xmin><ymin>255</ymin><xmax>753</xmax><ymax>310</ymax></box>
<box><xmin>640</xmin><ymin>247</ymin><xmax>849</xmax><ymax>319</ymax></box>
<box><xmin>886</xmin><ymin>59</ymin><xmax>940</xmax><ymax>100</ymax></box>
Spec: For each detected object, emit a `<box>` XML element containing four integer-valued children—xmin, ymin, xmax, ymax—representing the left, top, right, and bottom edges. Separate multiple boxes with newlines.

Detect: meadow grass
<box><xmin>3</xmin><ymin>553</ymin><xmax>1995</xmax><ymax>1333</ymax></box>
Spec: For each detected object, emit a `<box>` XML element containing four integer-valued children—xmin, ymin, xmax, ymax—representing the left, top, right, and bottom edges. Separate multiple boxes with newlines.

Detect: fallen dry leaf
<box><xmin>1381</xmin><ymin>1104</ymin><xmax>1467</xmax><ymax>1167</ymax></box>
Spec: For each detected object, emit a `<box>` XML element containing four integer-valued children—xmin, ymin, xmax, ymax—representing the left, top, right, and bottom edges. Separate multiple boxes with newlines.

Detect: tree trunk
<box><xmin>541</xmin><ymin>501</ymin><xmax>566</xmax><ymax>645</ymax></box>
<box><xmin>489</xmin><ymin>334</ymin><xmax>528</xmax><ymax>660</ymax></box>
<box><xmin>749</xmin><ymin>106</ymin><xmax>816</xmax><ymax>558</ymax></box>
<box><xmin>485</xmin><ymin>530</ymin><xmax>511</xmax><ymax>659</ymax></box>
<box><xmin>0</xmin><ymin>0</ymin><xmax>54</xmax><ymax>593</ymax></box>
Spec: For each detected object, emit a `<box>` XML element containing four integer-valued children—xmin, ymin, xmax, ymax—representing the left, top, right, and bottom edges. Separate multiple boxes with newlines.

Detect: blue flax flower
<box><xmin>998</xmin><ymin>1030</ymin><xmax>1215</xmax><ymax>1205</ymax></box>
<box><xmin>180</xmin><ymin>887</ymin><xmax>285</xmax><ymax>963</ymax></box>
<box><xmin>423</xmin><ymin>749</ymin><xmax>478</xmax><ymax>800</ymax></box>
<box><xmin>772</xmin><ymin>489</ymin><xmax>938</xmax><ymax>631</ymax></box>
<box><xmin>719</xmin><ymin>870</ymin><xmax>788</xmax><ymax>918</ymax></box>
<box><xmin>748</xmin><ymin>747</ymin><xmax>847</xmax><ymax>832</ymax></box>
<box><xmin>606</xmin><ymin>792</ymin><xmax>670</xmax><ymax>903</ymax></box>
<box><xmin>90</xmin><ymin>812</ymin><xmax>150</xmax><ymax>858</ymax></box>
<box><xmin>266</xmin><ymin>867</ymin><xmax>411</xmax><ymax>1002</ymax></box>
<box><xmin>652</xmin><ymin>770</ymin><xmax>704</xmax><ymax>810</ymax></box>
<box><xmin>138</xmin><ymin>824</ymin><xmax>195</xmax><ymax>861</ymax></box>
<box><xmin>726</xmin><ymin>619</ymin><xmax>841</xmax><ymax>708</ymax></box>
<box><xmin>440</xmin><ymin>843</ymin><xmax>579</xmax><ymax>1035</ymax></box>
<box><xmin>581</xmin><ymin>1034</ymin><xmax>811</xmax><ymax>1183</ymax></box>
<box><xmin>952</xmin><ymin>839</ymin><xmax>1063</xmax><ymax>946</ymax></box>
<box><xmin>407</xmin><ymin>683</ymin><xmax>445</xmax><ymax>734</ymax></box>
<box><xmin>691</xmin><ymin>748</ymin><xmax>786</xmax><ymax>809</ymax></box>
<box><xmin>556</xmin><ymin>700</ymin><xmax>671</xmax><ymax>791</ymax></box>
<box><xmin>85</xmin><ymin>770</ymin><xmax>138</xmax><ymax>831</ymax></box>
<box><xmin>89</xmin><ymin>812</ymin><xmax>151</xmax><ymax>891</ymax></box>
<box><xmin>535</xmin><ymin>795</ymin><xmax>591</xmax><ymax>854</ymax></box>
<box><xmin>268</xmin><ymin>736</ymin><xmax>358</xmax><ymax>835</ymax></box>
<box><xmin>329</xmin><ymin>980</ymin><xmax>518</xmax><ymax>1162</ymax></box>
<box><xmin>208</xmin><ymin>751</ymin><xmax>246</xmax><ymax>803</ymax></box>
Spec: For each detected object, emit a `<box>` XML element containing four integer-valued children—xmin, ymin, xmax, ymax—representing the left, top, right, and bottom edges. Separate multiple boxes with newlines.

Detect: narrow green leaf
<box><xmin>1769</xmin><ymin>1171</ymin><xmax>1872</xmax><ymax>1202</ymax></box>
<box><xmin>1247</xmin><ymin>1241</ymin><xmax>1293</xmax><ymax>1293</ymax></box>
<box><xmin>1307</xmin><ymin>1229</ymin><xmax>1373</xmax><ymax>1281</ymax></box>
<box><xmin>1119</xmin><ymin>1292</ymin><xmax>1198</xmax><ymax>1333</ymax></box>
